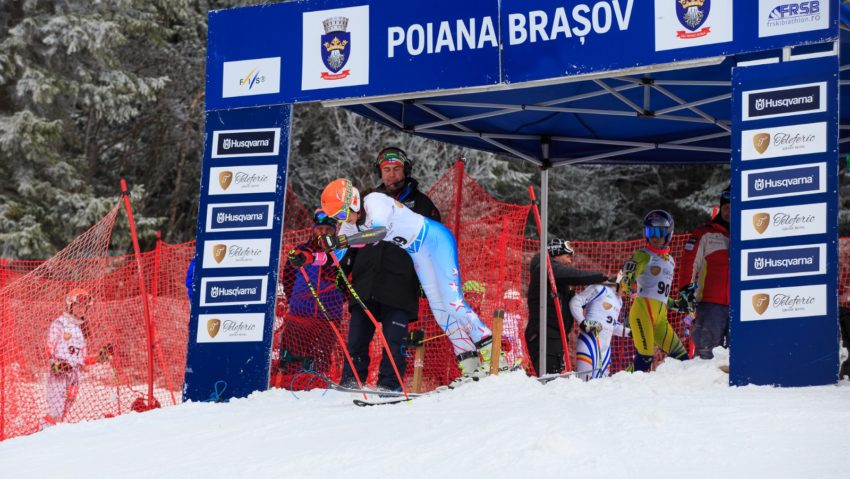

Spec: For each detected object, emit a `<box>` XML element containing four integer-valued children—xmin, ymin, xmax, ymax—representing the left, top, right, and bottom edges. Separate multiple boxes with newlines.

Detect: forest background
<box><xmin>1</xmin><ymin>0</ymin><xmax>847</xmax><ymax>259</ymax></box>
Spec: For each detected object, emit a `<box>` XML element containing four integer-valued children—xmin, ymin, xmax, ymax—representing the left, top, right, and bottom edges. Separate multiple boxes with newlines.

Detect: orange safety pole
<box><xmin>452</xmin><ymin>159</ymin><xmax>465</xmax><ymax>238</ymax></box>
<box><xmin>527</xmin><ymin>186</ymin><xmax>572</xmax><ymax>373</ymax></box>
<box><xmin>120</xmin><ymin>179</ymin><xmax>156</xmax><ymax>406</ymax></box>
<box><xmin>150</xmin><ymin>232</ymin><xmax>177</xmax><ymax>405</ymax></box>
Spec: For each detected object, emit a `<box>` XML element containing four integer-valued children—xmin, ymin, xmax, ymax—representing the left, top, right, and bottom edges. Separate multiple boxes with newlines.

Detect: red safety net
<box><xmin>270</xmin><ymin>161</ymin><xmax>533</xmax><ymax>392</ymax></box>
<box><xmin>2</xmin><ymin>165</ymin><xmax>849</xmax><ymax>442</ymax></box>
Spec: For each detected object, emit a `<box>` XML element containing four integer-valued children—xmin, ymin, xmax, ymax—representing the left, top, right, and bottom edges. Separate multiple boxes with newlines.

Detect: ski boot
<box><xmin>476</xmin><ymin>337</ymin><xmax>510</xmax><ymax>372</ymax></box>
<box><xmin>448</xmin><ymin>351</ymin><xmax>489</xmax><ymax>389</ymax></box>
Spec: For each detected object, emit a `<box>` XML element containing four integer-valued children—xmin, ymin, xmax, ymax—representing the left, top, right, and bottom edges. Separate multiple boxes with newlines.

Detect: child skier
<box><xmin>43</xmin><ymin>288</ymin><xmax>112</xmax><ymax>427</ymax></box>
<box><xmin>569</xmin><ymin>279</ymin><xmax>630</xmax><ymax>381</ymax></box>
<box><xmin>619</xmin><ymin>210</ymin><xmax>689</xmax><ymax>372</ymax></box>
<box><xmin>317</xmin><ymin>178</ymin><xmax>496</xmax><ymax>383</ymax></box>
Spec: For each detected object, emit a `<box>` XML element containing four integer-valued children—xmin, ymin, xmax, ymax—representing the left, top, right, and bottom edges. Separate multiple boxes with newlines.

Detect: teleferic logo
<box><xmin>212</xmin><ymin>129</ymin><xmax>279</xmax><ymax>158</ymax></box>
<box><xmin>745</xmin><ymin>83</ymin><xmax>824</xmax><ymax>120</ymax></box>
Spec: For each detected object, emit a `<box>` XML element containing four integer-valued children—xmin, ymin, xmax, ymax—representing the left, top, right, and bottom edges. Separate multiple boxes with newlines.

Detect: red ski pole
<box><xmin>294</xmin><ymin>266</ymin><xmax>368</xmax><ymax>400</ymax></box>
<box><xmin>327</xmin><ymin>251</ymin><xmax>410</xmax><ymax>400</ymax></box>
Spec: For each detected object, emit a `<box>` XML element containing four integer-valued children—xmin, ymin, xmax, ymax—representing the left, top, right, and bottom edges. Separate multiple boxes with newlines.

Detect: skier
<box><xmin>43</xmin><ymin>288</ymin><xmax>112</xmax><ymax>427</ymax></box>
<box><xmin>317</xmin><ymin>178</ymin><xmax>496</xmax><ymax>383</ymax></box>
<box><xmin>569</xmin><ymin>279</ymin><xmax>630</xmax><ymax>381</ymax></box>
<box><xmin>619</xmin><ymin>210</ymin><xmax>689</xmax><ymax>372</ymax></box>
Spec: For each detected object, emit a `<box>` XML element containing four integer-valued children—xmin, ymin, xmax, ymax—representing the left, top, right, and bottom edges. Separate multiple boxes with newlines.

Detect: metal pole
<box><xmin>538</xmin><ymin>169</ymin><xmax>549</xmax><ymax>375</ymax></box>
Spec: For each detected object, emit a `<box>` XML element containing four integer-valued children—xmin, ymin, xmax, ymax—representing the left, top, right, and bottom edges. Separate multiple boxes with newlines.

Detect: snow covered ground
<box><xmin>1</xmin><ymin>349</ymin><xmax>849</xmax><ymax>479</ymax></box>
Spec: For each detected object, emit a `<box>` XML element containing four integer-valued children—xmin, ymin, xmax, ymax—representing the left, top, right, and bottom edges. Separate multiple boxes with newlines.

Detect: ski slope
<box><xmin>1</xmin><ymin>349</ymin><xmax>848</xmax><ymax>479</ymax></box>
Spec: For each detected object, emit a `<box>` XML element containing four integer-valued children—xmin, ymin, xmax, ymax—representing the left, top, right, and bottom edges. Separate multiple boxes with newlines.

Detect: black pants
<box><xmin>840</xmin><ymin>307</ymin><xmax>850</xmax><ymax>379</ymax></box>
<box><xmin>525</xmin><ymin>313</ymin><xmax>573</xmax><ymax>376</ymax></box>
<box><xmin>341</xmin><ymin>302</ymin><xmax>409</xmax><ymax>390</ymax></box>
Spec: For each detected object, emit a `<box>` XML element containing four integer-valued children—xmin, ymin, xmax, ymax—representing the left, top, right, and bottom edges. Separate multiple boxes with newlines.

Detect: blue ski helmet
<box><xmin>643</xmin><ymin>210</ymin><xmax>674</xmax><ymax>246</ymax></box>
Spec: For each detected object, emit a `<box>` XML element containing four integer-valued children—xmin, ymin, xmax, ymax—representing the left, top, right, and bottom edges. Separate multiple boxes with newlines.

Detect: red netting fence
<box><xmin>2</xmin><ymin>164</ymin><xmax>849</xmax><ymax>442</ymax></box>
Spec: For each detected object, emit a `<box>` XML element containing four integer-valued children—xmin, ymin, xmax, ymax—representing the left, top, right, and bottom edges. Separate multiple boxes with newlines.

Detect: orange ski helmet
<box><xmin>321</xmin><ymin>178</ymin><xmax>361</xmax><ymax>222</ymax></box>
<box><xmin>66</xmin><ymin>288</ymin><xmax>94</xmax><ymax>306</ymax></box>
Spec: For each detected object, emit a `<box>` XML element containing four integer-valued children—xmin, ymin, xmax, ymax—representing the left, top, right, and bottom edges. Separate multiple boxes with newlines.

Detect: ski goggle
<box><xmin>644</xmin><ymin>226</ymin><xmax>670</xmax><ymax>239</ymax></box>
<box><xmin>313</xmin><ymin>210</ymin><xmax>337</xmax><ymax>227</ymax></box>
<box><xmin>327</xmin><ymin>207</ymin><xmax>354</xmax><ymax>222</ymax></box>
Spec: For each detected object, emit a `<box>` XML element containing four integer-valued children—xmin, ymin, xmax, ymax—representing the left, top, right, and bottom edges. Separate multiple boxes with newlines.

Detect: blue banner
<box><xmin>729</xmin><ymin>55</ymin><xmax>839</xmax><ymax>387</ymax></box>
<box><xmin>184</xmin><ymin>106</ymin><xmax>290</xmax><ymax>401</ymax></box>
<box><xmin>205</xmin><ymin>0</ymin><xmax>838</xmax><ymax>110</ymax></box>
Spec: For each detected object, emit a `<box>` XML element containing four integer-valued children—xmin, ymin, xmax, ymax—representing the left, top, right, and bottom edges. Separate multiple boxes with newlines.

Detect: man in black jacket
<box><xmin>339</xmin><ymin>147</ymin><xmax>441</xmax><ymax>391</ymax></box>
<box><xmin>525</xmin><ymin>238</ymin><xmax>611</xmax><ymax>376</ymax></box>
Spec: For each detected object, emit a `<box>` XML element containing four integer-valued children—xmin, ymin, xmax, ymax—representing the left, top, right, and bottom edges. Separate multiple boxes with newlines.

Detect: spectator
<box><xmin>677</xmin><ymin>186</ymin><xmax>730</xmax><ymax>360</ymax></box>
<box><xmin>620</xmin><ymin>210</ymin><xmax>689</xmax><ymax>372</ymax></box>
<box><xmin>336</xmin><ymin>148</ymin><xmax>441</xmax><ymax>391</ymax></box>
<box><xmin>43</xmin><ymin>288</ymin><xmax>112</xmax><ymax>427</ymax></box>
<box><xmin>525</xmin><ymin>238</ymin><xmax>609</xmax><ymax>376</ymax></box>
<box><xmin>185</xmin><ymin>257</ymin><xmax>195</xmax><ymax>299</ymax></box>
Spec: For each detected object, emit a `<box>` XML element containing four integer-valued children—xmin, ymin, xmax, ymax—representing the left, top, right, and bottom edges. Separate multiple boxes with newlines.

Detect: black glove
<box><xmin>316</xmin><ymin>234</ymin><xmax>337</xmax><ymax>251</ymax></box>
<box><xmin>580</xmin><ymin>320</ymin><xmax>603</xmax><ymax>334</ymax></box>
<box><xmin>668</xmin><ymin>297</ymin><xmax>693</xmax><ymax>314</ymax></box>
<box><xmin>287</xmin><ymin>249</ymin><xmax>311</xmax><ymax>268</ymax></box>
<box><xmin>622</xmin><ymin>260</ymin><xmax>637</xmax><ymax>273</ymax></box>
<box><xmin>97</xmin><ymin>344</ymin><xmax>114</xmax><ymax>363</ymax></box>
<box><xmin>51</xmin><ymin>360</ymin><xmax>73</xmax><ymax>375</ymax></box>
<box><xmin>678</xmin><ymin>283</ymin><xmax>697</xmax><ymax>304</ymax></box>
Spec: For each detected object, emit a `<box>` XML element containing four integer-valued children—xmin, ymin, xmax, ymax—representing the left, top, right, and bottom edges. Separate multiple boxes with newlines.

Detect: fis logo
<box><xmin>221</xmin><ymin>57</ymin><xmax>280</xmax><ymax>98</ymax></box>
<box><xmin>239</xmin><ymin>67</ymin><xmax>266</xmax><ymax>90</ymax></box>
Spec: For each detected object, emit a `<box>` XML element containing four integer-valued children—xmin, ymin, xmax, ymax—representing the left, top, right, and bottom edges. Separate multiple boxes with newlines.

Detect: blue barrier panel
<box><xmin>730</xmin><ymin>54</ymin><xmax>839</xmax><ymax>387</ymax></box>
<box><xmin>184</xmin><ymin>106</ymin><xmax>290</xmax><ymax>402</ymax></box>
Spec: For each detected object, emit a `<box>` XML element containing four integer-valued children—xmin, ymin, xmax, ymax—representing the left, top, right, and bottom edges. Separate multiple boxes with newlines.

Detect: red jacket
<box><xmin>678</xmin><ymin>220</ymin><xmax>730</xmax><ymax>306</ymax></box>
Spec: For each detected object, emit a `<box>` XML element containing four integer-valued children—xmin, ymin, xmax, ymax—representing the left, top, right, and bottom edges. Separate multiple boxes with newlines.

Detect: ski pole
<box><xmin>326</xmin><ymin>251</ymin><xmax>410</xmax><ymax>400</ymax></box>
<box><xmin>295</xmin><ymin>266</ymin><xmax>368</xmax><ymax>400</ymax></box>
<box><xmin>528</xmin><ymin>185</ymin><xmax>572</xmax><ymax>373</ymax></box>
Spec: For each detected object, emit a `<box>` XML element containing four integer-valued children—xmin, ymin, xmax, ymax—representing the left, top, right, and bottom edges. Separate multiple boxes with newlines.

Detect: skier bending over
<box><xmin>43</xmin><ymin>288</ymin><xmax>112</xmax><ymax>427</ymax></box>
<box><xmin>619</xmin><ymin>210</ymin><xmax>689</xmax><ymax>372</ymax></box>
<box><xmin>318</xmin><ymin>178</ymin><xmax>497</xmax><ymax>381</ymax></box>
<box><xmin>569</xmin><ymin>279</ymin><xmax>630</xmax><ymax>381</ymax></box>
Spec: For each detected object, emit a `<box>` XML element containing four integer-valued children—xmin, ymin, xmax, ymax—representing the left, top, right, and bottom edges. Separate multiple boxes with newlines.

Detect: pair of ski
<box><xmin>328</xmin><ymin>379</ymin><xmax>477</xmax><ymax>407</ymax></box>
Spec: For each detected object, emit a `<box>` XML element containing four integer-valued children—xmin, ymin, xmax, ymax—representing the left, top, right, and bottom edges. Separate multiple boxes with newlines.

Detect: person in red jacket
<box><xmin>677</xmin><ymin>186</ymin><xmax>731</xmax><ymax>360</ymax></box>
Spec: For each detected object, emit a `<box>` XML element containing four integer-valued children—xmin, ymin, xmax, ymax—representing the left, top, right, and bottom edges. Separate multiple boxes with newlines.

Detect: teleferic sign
<box><xmin>185</xmin><ymin>106</ymin><xmax>291</xmax><ymax>401</ymax></box>
<box><xmin>730</xmin><ymin>55</ymin><xmax>839</xmax><ymax>387</ymax></box>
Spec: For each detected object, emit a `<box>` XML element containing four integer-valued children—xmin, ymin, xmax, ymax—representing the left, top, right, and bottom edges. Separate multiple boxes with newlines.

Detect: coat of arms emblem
<box><xmin>321</xmin><ymin>16</ymin><xmax>351</xmax><ymax>80</ymax></box>
<box><xmin>676</xmin><ymin>0</ymin><xmax>711</xmax><ymax>39</ymax></box>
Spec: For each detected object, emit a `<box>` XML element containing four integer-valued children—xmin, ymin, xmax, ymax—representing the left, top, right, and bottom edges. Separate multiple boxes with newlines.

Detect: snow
<box><xmin>1</xmin><ymin>349</ymin><xmax>849</xmax><ymax>479</ymax></box>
